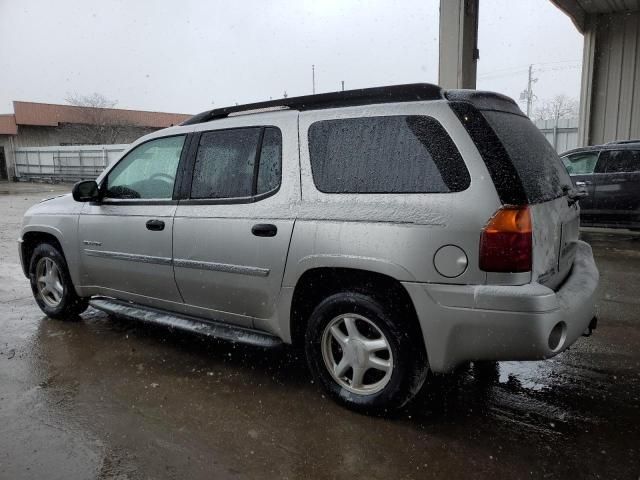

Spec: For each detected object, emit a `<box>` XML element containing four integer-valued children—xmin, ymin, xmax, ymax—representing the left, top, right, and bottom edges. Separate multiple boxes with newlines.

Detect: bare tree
<box><xmin>65</xmin><ymin>92</ymin><xmax>135</xmax><ymax>144</ymax></box>
<box><xmin>534</xmin><ymin>95</ymin><xmax>579</xmax><ymax>122</ymax></box>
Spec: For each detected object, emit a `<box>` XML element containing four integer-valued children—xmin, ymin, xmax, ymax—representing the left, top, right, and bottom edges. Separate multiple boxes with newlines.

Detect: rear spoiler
<box><xmin>445</xmin><ymin>89</ymin><xmax>526</xmax><ymax>116</ymax></box>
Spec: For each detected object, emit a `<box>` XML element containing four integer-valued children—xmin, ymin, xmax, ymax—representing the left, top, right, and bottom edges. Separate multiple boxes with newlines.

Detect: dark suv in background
<box><xmin>561</xmin><ymin>140</ymin><xmax>640</xmax><ymax>230</ymax></box>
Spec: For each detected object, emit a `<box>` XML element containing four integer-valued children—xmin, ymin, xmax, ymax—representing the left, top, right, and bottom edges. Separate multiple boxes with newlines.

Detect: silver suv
<box><xmin>20</xmin><ymin>84</ymin><xmax>599</xmax><ymax>412</ymax></box>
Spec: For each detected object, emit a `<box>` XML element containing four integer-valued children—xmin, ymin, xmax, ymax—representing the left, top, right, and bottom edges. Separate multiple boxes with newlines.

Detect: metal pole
<box><xmin>526</xmin><ymin>64</ymin><xmax>533</xmax><ymax>117</ymax></box>
<box><xmin>312</xmin><ymin>65</ymin><xmax>316</xmax><ymax>94</ymax></box>
<box><xmin>341</xmin><ymin>81</ymin><xmax>345</xmax><ymax>91</ymax></box>
<box><xmin>78</xmin><ymin>149</ymin><xmax>83</xmax><ymax>181</ymax></box>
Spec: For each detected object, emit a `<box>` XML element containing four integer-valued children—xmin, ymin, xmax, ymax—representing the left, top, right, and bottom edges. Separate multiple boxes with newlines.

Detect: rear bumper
<box><xmin>403</xmin><ymin>241</ymin><xmax>599</xmax><ymax>373</ymax></box>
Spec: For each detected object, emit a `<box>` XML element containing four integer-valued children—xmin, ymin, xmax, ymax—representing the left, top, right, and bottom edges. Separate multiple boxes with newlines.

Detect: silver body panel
<box><xmin>20</xmin><ymin>100</ymin><xmax>599</xmax><ymax>372</ymax></box>
<box><xmin>79</xmin><ymin>202</ymin><xmax>182</xmax><ymax>302</ymax></box>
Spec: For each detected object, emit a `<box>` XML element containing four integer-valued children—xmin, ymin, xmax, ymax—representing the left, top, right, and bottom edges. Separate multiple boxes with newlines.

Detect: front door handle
<box><xmin>146</xmin><ymin>219</ymin><xmax>165</xmax><ymax>231</ymax></box>
<box><xmin>252</xmin><ymin>224</ymin><xmax>277</xmax><ymax>237</ymax></box>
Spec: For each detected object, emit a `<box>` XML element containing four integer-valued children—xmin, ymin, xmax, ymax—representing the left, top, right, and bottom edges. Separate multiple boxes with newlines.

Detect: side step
<box><xmin>89</xmin><ymin>297</ymin><xmax>283</xmax><ymax>348</ymax></box>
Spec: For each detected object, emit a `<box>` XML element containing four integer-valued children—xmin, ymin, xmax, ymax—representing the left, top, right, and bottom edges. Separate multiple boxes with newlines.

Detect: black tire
<box><xmin>28</xmin><ymin>242</ymin><xmax>88</xmax><ymax>319</ymax></box>
<box><xmin>305</xmin><ymin>291</ymin><xmax>428</xmax><ymax>414</ymax></box>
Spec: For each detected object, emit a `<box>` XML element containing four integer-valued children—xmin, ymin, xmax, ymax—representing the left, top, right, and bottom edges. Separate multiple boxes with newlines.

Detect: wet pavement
<box><xmin>1</xmin><ymin>182</ymin><xmax>639</xmax><ymax>479</ymax></box>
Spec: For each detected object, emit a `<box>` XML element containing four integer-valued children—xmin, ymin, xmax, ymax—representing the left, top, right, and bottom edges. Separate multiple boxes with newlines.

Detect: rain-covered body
<box><xmin>20</xmin><ymin>85</ymin><xmax>599</xmax><ymax>376</ymax></box>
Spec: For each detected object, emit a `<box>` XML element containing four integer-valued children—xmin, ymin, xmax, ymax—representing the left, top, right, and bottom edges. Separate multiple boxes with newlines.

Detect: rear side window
<box><xmin>190</xmin><ymin>127</ymin><xmax>282</xmax><ymax>199</ymax></box>
<box><xmin>308</xmin><ymin>115</ymin><xmax>470</xmax><ymax>193</ymax></box>
<box><xmin>482</xmin><ymin>111</ymin><xmax>572</xmax><ymax>204</ymax></box>
<box><xmin>600</xmin><ymin>150</ymin><xmax>640</xmax><ymax>173</ymax></box>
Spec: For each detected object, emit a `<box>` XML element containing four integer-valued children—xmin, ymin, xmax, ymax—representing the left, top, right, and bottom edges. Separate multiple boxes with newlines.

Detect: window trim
<box><xmin>98</xmin><ymin>133</ymin><xmax>191</xmax><ymax>205</ymax></box>
<box><xmin>179</xmin><ymin>125</ymin><xmax>283</xmax><ymax>205</ymax></box>
<box><xmin>563</xmin><ymin>150</ymin><xmax>601</xmax><ymax>176</ymax></box>
<box><xmin>307</xmin><ymin>114</ymin><xmax>470</xmax><ymax>195</ymax></box>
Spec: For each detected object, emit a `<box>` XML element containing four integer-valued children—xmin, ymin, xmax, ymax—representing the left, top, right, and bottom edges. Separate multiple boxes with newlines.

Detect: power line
<box><xmin>478</xmin><ymin>60</ymin><xmax>580</xmax><ymax>79</ymax></box>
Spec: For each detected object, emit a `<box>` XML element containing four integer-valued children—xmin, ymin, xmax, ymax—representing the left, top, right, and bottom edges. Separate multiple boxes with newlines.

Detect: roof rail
<box><xmin>181</xmin><ymin>83</ymin><xmax>443</xmax><ymax>125</ymax></box>
<box><xmin>605</xmin><ymin>139</ymin><xmax>640</xmax><ymax>145</ymax></box>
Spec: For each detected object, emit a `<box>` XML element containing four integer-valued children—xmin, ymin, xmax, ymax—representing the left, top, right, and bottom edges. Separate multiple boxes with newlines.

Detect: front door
<box><xmin>78</xmin><ymin>135</ymin><xmax>187</xmax><ymax>304</ymax></box>
<box><xmin>172</xmin><ymin>118</ymin><xmax>298</xmax><ymax>328</ymax></box>
<box><xmin>562</xmin><ymin>150</ymin><xmax>599</xmax><ymax>216</ymax></box>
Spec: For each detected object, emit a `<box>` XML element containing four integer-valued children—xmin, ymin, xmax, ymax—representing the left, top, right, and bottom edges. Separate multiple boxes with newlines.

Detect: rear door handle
<box><xmin>251</xmin><ymin>224</ymin><xmax>277</xmax><ymax>237</ymax></box>
<box><xmin>146</xmin><ymin>219</ymin><xmax>165</xmax><ymax>231</ymax></box>
<box><xmin>575</xmin><ymin>181</ymin><xmax>591</xmax><ymax>187</ymax></box>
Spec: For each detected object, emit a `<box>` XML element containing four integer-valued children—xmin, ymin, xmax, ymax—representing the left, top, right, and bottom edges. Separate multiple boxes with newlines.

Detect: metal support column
<box><xmin>438</xmin><ymin>0</ymin><xmax>479</xmax><ymax>89</ymax></box>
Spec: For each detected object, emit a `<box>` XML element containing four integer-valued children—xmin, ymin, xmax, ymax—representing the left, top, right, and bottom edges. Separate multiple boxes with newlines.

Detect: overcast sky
<box><xmin>0</xmin><ymin>0</ymin><xmax>583</xmax><ymax>115</ymax></box>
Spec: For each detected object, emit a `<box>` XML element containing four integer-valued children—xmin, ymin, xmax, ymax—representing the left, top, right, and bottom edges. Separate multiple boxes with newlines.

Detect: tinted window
<box><xmin>601</xmin><ymin>150</ymin><xmax>640</xmax><ymax>173</ymax></box>
<box><xmin>191</xmin><ymin>128</ymin><xmax>261</xmax><ymax>199</ymax></box>
<box><xmin>256</xmin><ymin>127</ymin><xmax>282</xmax><ymax>194</ymax></box>
<box><xmin>106</xmin><ymin>135</ymin><xmax>185</xmax><ymax>199</ymax></box>
<box><xmin>562</xmin><ymin>151</ymin><xmax>599</xmax><ymax>175</ymax></box>
<box><xmin>308</xmin><ymin>115</ymin><xmax>469</xmax><ymax>193</ymax></box>
<box><xmin>482</xmin><ymin>111</ymin><xmax>572</xmax><ymax>203</ymax></box>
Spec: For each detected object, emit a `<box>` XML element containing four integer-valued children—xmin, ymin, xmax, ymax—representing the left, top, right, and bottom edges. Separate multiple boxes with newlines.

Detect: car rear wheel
<box><xmin>29</xmin><ymin>243</ymin><xmax>88</xmax><ymax>319</ymax></box>
<box><xmin>305</xmin><ymin>291</ymin><xmax>428</xmax><ymax>413</ymax></box>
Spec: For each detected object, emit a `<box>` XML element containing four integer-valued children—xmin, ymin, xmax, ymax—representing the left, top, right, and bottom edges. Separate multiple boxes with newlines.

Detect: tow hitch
<box><xmin>583</xmin><ymin>316</ymin><xmax>598</xmax><ymax>337</ymax></box>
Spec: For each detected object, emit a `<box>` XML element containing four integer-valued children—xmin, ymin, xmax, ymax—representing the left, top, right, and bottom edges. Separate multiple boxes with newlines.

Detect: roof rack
<box><xmin>605</xmin><ymin>139</ymin><xmax>640</xmax><ymax>145</ymax></box>
<box><xmin>181</xmin><ymin>83</ymin><xmax>444</xmax><ymax>125</ymax></box>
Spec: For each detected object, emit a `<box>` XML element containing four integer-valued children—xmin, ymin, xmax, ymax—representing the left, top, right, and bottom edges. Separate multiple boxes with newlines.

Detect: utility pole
<box><xmin>312</xmin><ymin>65</ymin><xmax>316</xmax><ymax>94</ymax></box>
<box><xmin>341</xmin><ymin>80</ymin><xmax>345</xmax><ymax>91</ymax></box>
<box><xmin>520</xmin><ymin>64</ymin><xmax>537</xmax><ymax>117</ymax></box>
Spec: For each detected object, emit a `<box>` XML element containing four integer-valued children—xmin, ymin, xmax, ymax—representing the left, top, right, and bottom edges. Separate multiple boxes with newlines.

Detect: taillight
<box><xmin>479</xmin><ymin>206</ymin><xmax>532</xmax><ymax>272</ymax></box>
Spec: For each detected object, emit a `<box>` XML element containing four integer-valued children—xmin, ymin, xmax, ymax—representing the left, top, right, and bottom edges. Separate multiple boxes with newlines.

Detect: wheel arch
<box><xmin>20</xmin><ymin>226</ymin><xmax>85</xmax><ymax>298</ymax></box>
<box><xmin>288</xmin><ymin>266</ymin><xmax>426</xmax><ymax>357</ymax></box>
<box><xmin>20</xmin><ymin>227</ymin><xmax>66</xmax><ymax>277</ymax></box>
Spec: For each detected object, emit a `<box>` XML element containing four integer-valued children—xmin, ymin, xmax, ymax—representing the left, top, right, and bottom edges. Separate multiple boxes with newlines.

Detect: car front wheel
<box><xmin>29</xmin><ymin>243</ymin><xmax>88</xmax><ymax>319</ymax></box>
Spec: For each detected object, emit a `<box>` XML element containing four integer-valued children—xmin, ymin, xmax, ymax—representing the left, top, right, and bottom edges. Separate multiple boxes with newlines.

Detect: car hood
<box><xmin>24</xmin><ymin>193</ymin><xmax>83</xmax><ymax>218</ymax></box>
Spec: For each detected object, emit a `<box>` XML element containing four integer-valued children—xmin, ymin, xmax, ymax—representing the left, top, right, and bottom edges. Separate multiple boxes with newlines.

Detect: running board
<box><xmin>89</xmin><ymin>297</ymin><xmax>283</xmax><ymax>348</ymax></box>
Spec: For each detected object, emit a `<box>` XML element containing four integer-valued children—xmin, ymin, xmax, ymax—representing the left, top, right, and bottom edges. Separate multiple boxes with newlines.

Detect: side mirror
<box><xmin>72</xmin><ymin>180</ymin><xmax>100</xmax><ymax>202</ymax></box>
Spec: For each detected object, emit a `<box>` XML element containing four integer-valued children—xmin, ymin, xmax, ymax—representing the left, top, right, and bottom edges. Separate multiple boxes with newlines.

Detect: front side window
<box><xmin>601</xmin><ymin>150</ymin><xmax>640</xmax><ymax>173</ymax></box>
<box><xmin>308</xmin><ymin>115</ymin><xmax>469</xmax><ymax>194</ymax></box>
<box><xmin>105</xmin><ymin>135</ymin><xmax>185</xmax><ymax>199</ymax></box>
<box><xmin>562</xmin><ymin>151</ymin><xmax>599</xmax><ymax>175</ymax></box>
<box><xmin>190</xmin><ymin>127</ymin><xmax>282</xmax><ymax>199</ymax></box>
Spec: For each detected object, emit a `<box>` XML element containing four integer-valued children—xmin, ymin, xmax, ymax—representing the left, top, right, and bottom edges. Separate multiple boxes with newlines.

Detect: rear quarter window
<box><xmin>307</xmin><ymin>115</ymin><xmax>470</xmax><ymax>194</ymax></box>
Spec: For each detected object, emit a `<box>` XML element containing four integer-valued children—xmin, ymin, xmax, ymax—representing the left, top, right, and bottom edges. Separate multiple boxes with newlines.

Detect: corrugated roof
<box><xmin>552</xmin><ymin>0</ymin><xmax>640</xmax><ymax>31</ymax></box>
<box><xmin>0</xmin><ymin>114</ymin><xmax>18</xmax><ymax>135</ymax></box>
<box><xmin>8</xmin><ymin>101</ymin><xmax>191</xmax><ymax>130</ymax></box>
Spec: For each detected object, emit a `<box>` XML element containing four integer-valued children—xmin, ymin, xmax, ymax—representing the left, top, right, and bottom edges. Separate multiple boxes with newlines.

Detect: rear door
<box><xmin>593</xmin><ymin>149</ymin><xmax>640</xmax><ymax>228</ymax></box>
<box><xmin>172</xmin><ymin>113</ymin><xmax>299</xmax><ymax>328</ymax></box>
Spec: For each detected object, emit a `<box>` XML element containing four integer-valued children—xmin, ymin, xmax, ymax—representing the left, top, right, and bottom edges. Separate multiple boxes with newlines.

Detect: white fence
<box><xmin>14</xmin><ymin>144</ymin><xmax>127</xmax><ymax>182</ymax></box>
<box><xmin>534</xmin><ymin>118</ymin><xmax>579</xmax><ymax>153</ymax></box>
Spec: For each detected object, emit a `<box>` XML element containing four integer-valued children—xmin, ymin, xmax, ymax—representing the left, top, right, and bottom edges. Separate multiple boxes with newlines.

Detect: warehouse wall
<box><xmin>583</xmin><ymin>11</ymin><xmax>640</xmax><ymax>145</ymax></box>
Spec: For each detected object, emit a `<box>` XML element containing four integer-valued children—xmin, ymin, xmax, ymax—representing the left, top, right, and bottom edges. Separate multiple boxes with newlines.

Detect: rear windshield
<box><xmin>482</xmin><ymin>111</ymin><xmax>572</xmax><ymax>204</ymax></box>
<box><xmin>308</xmin><ymin>115</ymin><xmax>470</xmax><ymax>194</ymax></box>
